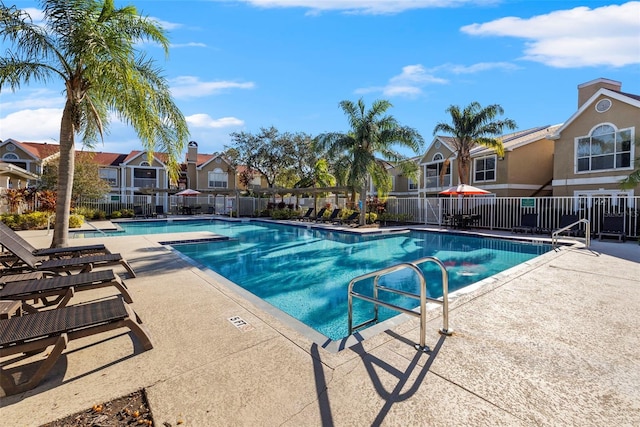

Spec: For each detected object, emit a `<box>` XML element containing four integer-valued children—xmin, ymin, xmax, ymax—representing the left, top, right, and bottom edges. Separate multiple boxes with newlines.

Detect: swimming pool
<box><xmin>99</xmin><ymin>219</ymin><xmax>552</xmax><ymax>341</ymax></box>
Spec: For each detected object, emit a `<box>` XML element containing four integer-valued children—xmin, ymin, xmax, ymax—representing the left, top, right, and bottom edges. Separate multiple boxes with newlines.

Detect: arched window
<box><xmin>425</xmin><ymin>153</ymin><xmax>451</xmax><ymax>189</ymax></box>
<box><xmin>2</xmin><ymin>153</ymin><xmax>19</xmax><ymax>160</ymax></box>
<box><xmin>208</xmin><ymin>168</ymin><xmax>228</xmax><ymax>188</ymax></box>
<box><xmin>576</xmin><ymin>123</ymin><xmax>632</xmax><ymax>172</ymax></box>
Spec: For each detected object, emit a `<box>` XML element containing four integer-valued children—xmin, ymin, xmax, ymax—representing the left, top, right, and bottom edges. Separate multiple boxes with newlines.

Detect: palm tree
<box><xmin>315</xmin><ymin>98</ymin><xmax>423</xmax><ymax>225</ymax></box>
<box><xmin>0</xmin><ymin>0</ymin><xmax>188</xmax><ymax>247</ymax></box>
<box><xmin>433</xmin><ymin>102</ymin><xmax>516</xmax><ymax>185</ymax></box>
<box><xmin>296</xmin><ymin>158</ymin><xmax>336</xmax><ymax>214</ymax></box>
<box><xmin>620</xmin><ymin>137</ymin><xmax>640</xmax><ymax>190</ymax></box>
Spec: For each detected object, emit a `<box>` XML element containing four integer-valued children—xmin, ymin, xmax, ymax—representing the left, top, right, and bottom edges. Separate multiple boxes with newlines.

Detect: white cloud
<box><xmin>149</xmin><ymin>17</ymin><xmax>182</xmax><ymax>31</ymax></box>
<box><xmin>356</xmin><ymin>64</ymin><xmax>447</xmax><ymax>98</ymax></box>
<box><xmin>22</xmin><ymin>7</ymin><xmax>44</xmax><ymax>22</ymax></box>
<box><xmin>238</xmin><ymin>0</ymin><xmax>487</xmax><ymax>14</ymax></box>
<box><xmin>0</xmin><ymin>109</ymin><xmax>62</xmax><ymax>142</ymax></box>
<box><xmin>0</xmin><ymin>90</ymin><xmax>64</xmax><ymax>111</ymax></box>
<box><xmin>186</xmin><ymin>114</ymin><xmax>244</xmax><ymax>128</ymax></box>
<box><xmin>170</xmin><ymin>76</ymin><xmax>256</xmax><ymax>98</ymax></box>
<box><xmin>461</xmin><ymin>2</ymin><xmax>640</xmax><ymax>68</ymax></box>
<box><xmin>445</xmin><ymin>62</ymin><xmax>520</xmax><ymax>74</ymax></box>
<box><xmin>170</xmin><ymin>42</ymin><xmax>207</xmax><ymax>48</ymax></box>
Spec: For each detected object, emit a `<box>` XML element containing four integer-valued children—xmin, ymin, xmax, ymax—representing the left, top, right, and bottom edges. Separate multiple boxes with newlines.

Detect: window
<box><xmin>99</xmin><ymin>168</ymin><xmax>118</xmax><ymax>186</ymax></box>
<box><xmin>133</xmin><ymin>168</ymin><xmax>156</xmax><ymax>188</ymax></box>
<box><xmin>408</xmin><ymin>178</ymin><xmax>418</xmax><ymax>190</ymax></box>
<box><xmin>474</xmin><ymin>155</ymin><xmax>496</xmax><ymax>182</ymax></box>
<box><xmin>208</xmin><ymin>168</ymin><xmax>228</xmax><ymax>188</ymax></box>
<box><xmin>576</xmin><ymin>124</ymin><xmax>632</xmax><ymax>172</ymax></box>
<box><xmin>2</xmin><ymin>153</ymin><xmax>28</xmax><ymax>170</ymax></box>
<box><xmin>425</xmin><ymin>153</ymin><xmax>451</xmax><ymax>189</ymax></box>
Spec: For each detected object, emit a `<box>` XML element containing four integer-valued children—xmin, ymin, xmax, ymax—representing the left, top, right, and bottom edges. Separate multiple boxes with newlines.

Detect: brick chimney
<box><xmin>577</xmin><ymin>78</ymin><xmax>621</xmax><ymax>108</ymax></box>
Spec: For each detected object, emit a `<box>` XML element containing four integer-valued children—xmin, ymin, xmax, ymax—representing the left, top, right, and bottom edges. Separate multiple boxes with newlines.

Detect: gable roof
<box><xmin>471</xmin><ymin>124</ymin><xmax>562</xmax><ymax>156</ymax></box>
<box><xmin>122</xmin><ymin>150</ymin><xmax>168</xmax><ymax>166</ymax></box>
<box><xmin>1</xmin><ymin>139</ymin><xmax>60</xmax><ymax>161</ymax></box>
<box><xmin>420</xmin><ymin>136</ymin><xmax>458</xmax><ymax>163</ymax></box>
<box><xmin>549</xmin><ymin>87</ymin><xmax>640</xmax><ymax>139</ymax></box>
<box><xmin>80</xmin><ymin>151</ymin><xmax>128</xmax><ymax>167</ymax></box>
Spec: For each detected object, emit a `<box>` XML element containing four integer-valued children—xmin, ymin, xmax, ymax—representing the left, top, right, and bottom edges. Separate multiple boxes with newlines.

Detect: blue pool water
<box><xmin>97</xmin><ymin>219</ymin><xmax>552</xmax><ymax>340</ymax></box>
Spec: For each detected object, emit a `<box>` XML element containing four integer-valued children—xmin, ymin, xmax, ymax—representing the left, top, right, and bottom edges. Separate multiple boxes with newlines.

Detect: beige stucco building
<box><xmin>417</xmin><ymin>125</ymin><xmax>559</xmax><ymax>198</ymax></box>
<box><xmin>549</xmin><ymin>78</ymin><xmax>638</xmax><ymax>203</ymax></box>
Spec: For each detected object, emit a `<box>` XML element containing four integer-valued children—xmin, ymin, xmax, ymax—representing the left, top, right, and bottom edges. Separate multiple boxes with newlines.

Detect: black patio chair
<box><xmin>599</xmin><ymin>215</ymin><xmax>626</xmax><ymax>242</ymax></box>
<box><xmin>512</xmin><ymin>213</ymin><xmax>539</xmax><ymax>234</ymax></box>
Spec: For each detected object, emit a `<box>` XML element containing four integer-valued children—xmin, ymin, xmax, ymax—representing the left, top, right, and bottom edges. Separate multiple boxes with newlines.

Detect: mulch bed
<box><xmin>41</xmin><ymin>389</ymin><xmax>155</xmax><ymax>427</ymax></box>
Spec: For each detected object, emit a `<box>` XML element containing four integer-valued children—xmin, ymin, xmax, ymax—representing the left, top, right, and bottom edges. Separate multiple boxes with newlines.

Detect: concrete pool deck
<box><xmin>1</xmin><ymin>220</ymin><xmax>639</xmax><ymax>426</ymax></box>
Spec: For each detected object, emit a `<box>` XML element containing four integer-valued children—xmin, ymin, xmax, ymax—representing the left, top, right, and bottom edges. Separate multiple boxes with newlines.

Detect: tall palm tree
<box><xmin>315</xmin><ymin>98</ymin><xmax>423</xmax><ymax>225</ymax></box>
<box><xmin>0</xmin><ymin>0</ymin><xmax>188</xmax><ymax>247</ymax></box>
<box><xmin>433</xmin><ymin>102</ymin><xmax>516</xmax><ymax>185</ymax></box>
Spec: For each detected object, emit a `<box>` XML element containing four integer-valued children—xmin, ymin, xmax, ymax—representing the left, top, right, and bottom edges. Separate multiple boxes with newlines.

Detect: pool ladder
<box><xmin>348</xmin><ymin>257</ymin><xmax>452</xmax><ymax>352</ymax></box>
<box><xmin>551</xmin><ymin>218</ymin><xmax>590</xmax><ymax>250</ymax></box>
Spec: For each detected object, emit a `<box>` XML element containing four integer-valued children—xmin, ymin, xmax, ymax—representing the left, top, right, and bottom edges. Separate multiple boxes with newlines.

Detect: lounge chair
<box><xmin>0</xmin><ymin>296</ymin><xmax>153</xmax><ymax>395</ymax></box>
<box><xmin>133</xmin><ymin>205</ymin><xmax>148</xmax><ymax>219</ymax></box>
<box><xmin>297</xmin><ymin>207</ymin><xmax>314</xmax><ymax>221</ymax></box>
<box><xmin>0</xmin><ymin>221</ymin><xmax>109</xmax><ymax>259</ymax></box>
<box><xmin>0</xmin><ymin>270</ymin><xmax>133</xmax><ymax>313</ymax></box>
<box><xmin>153</xmin><ymin>205</ymin><xmax>166</xmax><ymax>218</ymax></box>
<box><xmin>337</xmin><ymin>211</ymin><xmax>360</xmax><ymax>226</ymax></box>
<box><xmin>311</xmin><ymin>207</ymin><xmax>327</xmax><ymax>221</ymax></box>
<box><xmin>318</xmin><ymin>208</ymin><xmax>341</xmax><ymax>223</ymax></box>
<box><xmin>0</xmin><ymin>232</ymin><xmax>136</xmax><ymax>278</ymax></box>
<box><xmin>598</xmin><ymin>215</ymin><xmax>626</xmax><ymax>242</ymax></box>
<box><xmin>512</xmin><ymin>213</ymin><xmax>539</xmax><ymax>234</ymax></box>
<box><xmin>556</xmin><ymin>214</ymin><xmax>582</xmax><ymax>237</ymax></box>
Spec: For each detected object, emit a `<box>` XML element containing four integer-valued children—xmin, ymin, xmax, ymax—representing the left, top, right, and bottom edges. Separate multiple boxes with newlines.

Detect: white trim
<box><xmin>573</xmin><ymin>189</ymin><xmax>635</xmax><ymax>208</ymax></box>
<box><xmin>481</xmin><ymin>183</ymin><xmax>551</xmax><ymax>191</ymax></box>
<box><xmin>550</xmin><ymin>88</ymin><xmax>640</xmax><ymax>138</ymax></box>
<box><xmin>420</xmin><ymin>137</ymin><xmax>457</xmax><ymax>163</ymax></box>
<box><xmin>577</xmin><ymin>78</ymin><xmax>621</xmax><ymax>89</ymax></box>
<box><xmin>574</xmin><ymin>124</ymin><xmax>634</xmax><ymax>174</ymax></box>
<box><xmin>472</xmin><ymin>154</ymin><xmax>497</xmax><ymax>184</ymax></box>
<box><xmin>552</xmin><ymin>176</ymin><xmax>629</xmax><ymax>186</ymax></box>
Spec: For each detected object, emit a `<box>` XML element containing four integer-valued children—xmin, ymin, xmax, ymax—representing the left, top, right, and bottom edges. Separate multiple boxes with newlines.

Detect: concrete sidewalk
<box><xmin>1</xmin><ymin>226</ymin><xmax>639</xmax><ymax>426</ymax></box>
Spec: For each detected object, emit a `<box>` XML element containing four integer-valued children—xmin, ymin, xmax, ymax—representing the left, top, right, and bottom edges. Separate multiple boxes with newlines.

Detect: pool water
<box><xmin>116</xmin><ymin>220</ymin><xmax>553</xmax><ymax>340</ymax></box>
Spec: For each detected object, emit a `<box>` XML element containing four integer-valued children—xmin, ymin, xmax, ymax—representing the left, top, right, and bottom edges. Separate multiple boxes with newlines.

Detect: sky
<box><xmin>1</xmin><ymin>0</ymin><xmax>639</xmax><ymax>158</ymax></box>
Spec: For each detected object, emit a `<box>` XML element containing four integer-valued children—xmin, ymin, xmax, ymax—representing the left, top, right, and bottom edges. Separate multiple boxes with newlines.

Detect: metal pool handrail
<box><xmin>551</xmin><ymin>218</ymin><xmax>590</xmax><ymax>250</ymax></box>
<box><xmin>348</xmin><ymin>256</ymin><xmax>452</xmax><ymax>352</ymax></box>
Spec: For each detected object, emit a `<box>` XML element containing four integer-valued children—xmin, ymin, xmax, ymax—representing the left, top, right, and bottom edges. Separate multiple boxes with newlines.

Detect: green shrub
<box><xmin>120</xmin><ymin>209</ymin><xmax>134</xmax><ymax>218</ymax></box>
<box><xmin>339</xmin><ymin>208</ymin><xmax>356</xmax><ymax>220</ymax></box>
<box><xmin>110</xmin><ymin>210</ymin><xmax>123</xmax><ymax>219</ymax></box>
<box><xmin>69</xmin><ymin>214</ymin><xmax>84</xmax><ymax>228</ymax></box>
<box><xmin>271</xmin><ymin>208</ymin><xmax>297</xmax><ymax>220</ymax></box>
<box><xmin>73</xmin><ymin>206</ymin><xmax>96</xmax><ymax>220</ymax></box>
<box><xmin>93</xmin><ymin>210</ymin><xmax>107</xmax><ymax>220</ymax></box>
<box><xmin>365</xmin><ymin>212</ymin><xmax>377</xmax><ymax>224</ymax></box>
<box><xmin>1</xmin><ymin>212</ymin><xmax>51</xmax><ymax>230</ymax></box>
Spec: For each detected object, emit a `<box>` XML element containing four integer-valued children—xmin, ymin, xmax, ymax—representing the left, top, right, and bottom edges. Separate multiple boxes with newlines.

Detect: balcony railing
<box><xmin>134</xmin><ymin>178</ymin><xmax>157</xmax><ymax>188</ymax></box>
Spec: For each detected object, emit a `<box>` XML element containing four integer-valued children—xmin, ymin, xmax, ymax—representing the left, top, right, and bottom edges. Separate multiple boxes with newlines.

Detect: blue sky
<box><xmin>1</xmin><ymin>0</ymin><xmax>639</xmax><ymax>158</ymax></box>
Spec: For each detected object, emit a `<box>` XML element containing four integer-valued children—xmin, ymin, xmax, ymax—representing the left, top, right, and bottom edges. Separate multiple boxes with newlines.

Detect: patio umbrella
<box><xmin>439</xmin><ymin>184</ymin><xmax>490</xmax><ymax>226</ymax></box>
<box><xmin>439</xmin><ymin>184</ymin><xmax>490</xmax><ymax>196</ymax></box>
<box><xmin>175</xmin><ymin>189</ymin><xmax>202</xmax><ymax>214</ymax></box>
<box><xmin>175</xmin><ymin>189</ymin><xmax>201</xmax><ymax>196</ymax></box>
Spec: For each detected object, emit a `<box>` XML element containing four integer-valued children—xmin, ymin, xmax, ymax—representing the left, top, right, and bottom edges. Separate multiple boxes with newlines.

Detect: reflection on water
<box><xmin>173</xmin><ymin>222</ymin><xmax>552</xmax><ymax>340</ymax></box>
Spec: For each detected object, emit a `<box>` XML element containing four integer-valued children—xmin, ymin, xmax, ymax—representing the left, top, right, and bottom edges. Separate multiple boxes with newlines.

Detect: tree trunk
<box><xmin>359</xmin><ymin>183</ymin><xmax>367</xmax><ymax>226</ymax></box>
<box><xmin>51</xmin><ymin>101</ymin><xmax>75</xmax><ymax>247</ymax></box>
<box><xmin>458</xmin><ymin>151</ymin><xmax>471</xmax><ymax>185</ymax></box>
